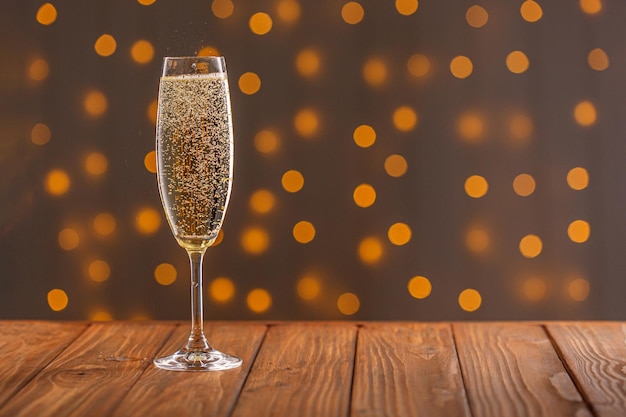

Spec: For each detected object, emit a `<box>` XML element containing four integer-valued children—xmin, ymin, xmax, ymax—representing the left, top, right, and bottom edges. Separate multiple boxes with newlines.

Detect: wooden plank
<box><xmin>453</xmin><ymin>322</ymin><xmax>592</xmax><ymax>417</ymax></box>
<box><xmin>0</xmin><ymin>322</ymin><xmax>175</xmax><ymax>417</ymax></box>
<box><xmin>351</xmin><ymin>323</ymin><xmax>471</xmax><ymax>417</ymax></box>
<box><xmin>546</xmin><ymin>322</ymin><xmax>626</xmax><ymax>417</ymax></box>
<box><xmin>230</xmin><ymin>323</ymin><xmax>357</xmax><ymax>417</ymax></box>
<box><xmin>0</xmin><ymin>321</ymin><xmax>86</xmax><ymax>408</ymax></box>
<box><xmin>112</xmin><ymin>322</ymin><xmax>267</xmax><ymax>417</ymax></box>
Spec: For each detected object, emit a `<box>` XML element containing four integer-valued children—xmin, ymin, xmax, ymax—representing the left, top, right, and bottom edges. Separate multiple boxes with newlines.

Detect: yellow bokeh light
<box><xmin>31</xmin><ymin>123</ymin><xmax>51</xmax><ymax>145</ymax></box>
<box><xmin>580</xmin><ymin>0</ymin><xmax>602</xmax><ymax>15</ymax></box>
<box><xmin>520</xmin><ymin>0</ymin><xmax>543</xmax><ymax>22</ymax></box>
<box><xmin>509</xmin><ymin>113</ymin><xmax>533</xmax><ymax>142</ymax></box>
<box><xmin>293</xmin><ymin>221</ymin><xmax>316</xmax><ymax>244</ymax></box>
<box><xmin>89</xmin><ymin>260</ymin><xmax>111</xmax><ymax>283</ymax></box>
<box><xmin>407</xmin><ymin>54</ymin><xmax>430</xmax><ymax>78</ymax></box>
<box><xmin>513</xmin><ymin>173</ymin><xmax>536</xmax><ymax>197</ymax></box>
<box><xmin>90</xmin><ymin>310</ymin><xmax>113</xmax><ymax>321</ymax></box>
<box><xmin>294</xmin><ymin>108</ymin><xmax>320</xmax><ymax>138</ymax></box>
<box><xmin>358</xmin><ymin>236</ymin><xmax>383</xmax><ymax>264</ymax></box>
<box><xmin>458</xmin><ymin>288</ymin><xmax>482</xmax><ymax>312</ymax></box>
<box><xmin>519</xmin><ymin>234</ymin><xmax>542</xmax><ymax>258</ymax></box>
<box><xmin>281</xmin><ymin>169</ymin><xmax>304</xmax><ymax>193</ymax></box>
<box><xmin>450</xmin><ymin>56</ymin><xmax>473</xmax><ymax>79</ymax></box>
<box><xmin>144</xmin><ymin>150</ymin><xmax>157</xmax><ymax>174</ymax></box>
<box><xmin>84</xmin><ymin>90</ymin><xmax>108</xmax><ymax>117</ymax></box>
<box><xmin>58</xmin><ymin>228</ymin><xmax>79</xmax><ymax>251</ymax></box>
<box><xmin>363</xmin><ymin>57</ymin><xmax>388</xmax><ymax>87</ymax></box>
<box><xmin>337</xmin><ymin>292</ymin><xmax>360</xmax><ymax>315</ymax></box>
<box><xmin>93</xmin><ymin>213</ymin><xmax>116</xmax><ymax>236</ymax></box>
<box><xmin>353</xmin><ymin>124</ymin><xmax>376</xmax><ymax>148</ymax></box>
<box><xmin>466</xmin><ymin>5</ymin><xmax>488</xmax><ymax>28</ymax></box>
<box><xmin>277</xmin><ymin>0</ymin><xmax>301</xmax><ymax>23</ymax></box>
<box><xmin>587</xmin><ymin>48</ymin><xmax>609</xmax><ymax>71</ymax></box>
<box><xmin>249</xmin><ymin>12</ymin><xmax>273</xmax><ymax>35</ymax></box>
<box><xmin>28</xmin><ymin>58</ymin><xmax>49</xmax><ymax>81</ymax></box>
<box><xmin>94</xmin><ymin>34</ymin><xmax>117</xmax><ymax>57</ymax></box>
<box><xmin>393</xmin><ymin>106</ymin><xmax>418</xmax><ymax>132</ymax></box>
<box><xmin>396</xmin><ymin>0</ymin><xmax>418</xmax><ymax>15</ymax></box>
<box><xmin>212</xmin><ymin>0</ymin><xmax>234</xmax><ymax>19</ymax></box>
<box><xmin>457</xmin><ymin>112</ymin><xmax>485</xmax><ymax>143</ymax></box>
<box><xmin>249</xmin><ymin>189</ymin><xmax>276</xmax><ymax>214</ymax></box>
<box><xmin>296</xmin><ymin>48</ymin><xmax>321</xmax><ymax>78</ymax></box>
<box><xmin>36</xmin><ymin>3</ymin><xmax>57</xmax><ymax>25</ymax></box>
<box><xmin>506</xmin><ymin>50</ymin><xmax>530</xmax><ymax>74</ymax></box>
<box><xmin>154</xmin><ymin>263</ymin><xmax>177</xmax><ymax>286</ymax></box>
<box><xmin>247</xmin><ymin>288</ymin><xmax>272</xmax><ymax>313</ymax></box>
<box><xmin>45</xmin><ymin>169</ymin><xmax>70</xmax><ymax>196</ymax></box>
<box><xmin>408</xmin><ymin>276</ymin><xmax>432</xmax><ymax>299</ymax></box>
<box><xmin>210</xmin><ymin>277</ymin><xmax>235</xmax><ymax>302</ymax></box>
<box><xmin>574</xmin><ymin>101</ymin><xmax>597</xmax><ymax>127</ymax></box>
<box><xmin>255</xmin><ymin>129</ymin><xmax>280</xmax><ymax>154</ymax></box>
<box><xmin>213</xmin><ymin>229</ymin><xmax>224</xmax><ymax>247</ymax></box>
<box><xmin>568</xmin><ymin>220</ymin><xmax>590</xmax><ymax>243</ymax></box>
<box><xmin>341</xmin><ymin>2</ymin><xmax>364</xmax><ymax>24</ymax></box>
<box><xmin>523</xmin><ymin>277</ymin><xmax>547</xmax><ymax>301</ymax></box>
<box><xmin>464</xmin><ymin>175</ymin><xmax>488</xmax><ymax>198</ymax></box>
<box><xmin>353</xmin><ymin>184</ymin><xmax>376</xmax><ymax>208</ymax></box>
<box><xmin>384</xmin><ymin>154</ymin><xmax>408</xmax><ymax>178</ymax></box>
<box><xmin>147</xmin><ymin>99</ymin><xmax>158</xmax><ymax>124</ymax></box>
<box><xmin>568</xmin><ymin>277</ymin><xmax>590</xmax><ymax>301</ymax></box>
<box><xmin>198</xmin><ymin>46</ymin><xmax>221</xmax><ymax>57</ymax></box>
<box><xmin>241</xmin><ymin>227</ymin><xmax>270</xmax><ymax>254</ymax></box>
<box><xmin>85</xmin><ymin>152</ymin><xmax>108</xmax><ymax>176</ymax></box>
<box><xmin>135</xmin><ymin>207</ymin><xmax>161</xmax><ymax>235</ymax></box>
<box><xmin>130</xmin><ymin>40</ymin><xmax>154</xmax><ymax>64</ymax></box>
<box><xmin>387</xmin><ymin>222</ymin><xmax>412</xmax><ymax>246</ymax></box>
<box><xmin>47</xmin><ymin>289</ymin><xmax>68</xmax><ymax>312</ymax></box>
<box><xmin>567</xmin><ymin>167</ymin><xmax>589</xmax><ymax>190</ymax></box>
<box><xmin>297</xmin><ymin>276</ymin><xmax>321</xmax><ymax>300</ymax></box>
<box><xmin>238</xmin><ymin>72</ymin><xmax>261</xmax><ymax>95</ymax></box>
<box><xmin>137</xmin><ymin>0</ymin><xmax>156</xmax><ymax>5</ymax></box>
<box><xmin>465</xmin><ymin>227</ymin><xmax>490</xmax><ymax>254</ymax></box>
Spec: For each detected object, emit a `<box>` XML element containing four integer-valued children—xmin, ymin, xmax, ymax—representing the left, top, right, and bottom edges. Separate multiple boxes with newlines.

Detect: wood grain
<box><xmin>0</xmin><ymin>322</ymin><xmax>175</xmax><ymax>417</ymax></box>
<box><xmin>546</xmin><ymin>322</ymin><xmax>626</xmax><ymax>417</ymax></box>
<box><xmin>230</xmin><ymin>323</ymin><xmax>357</xmax><ymax>417</ymax></box>
<box><xmin>0</xmin><ymin>321</ymin><xmax>86</xmax><ymax>408</ymax></box>
<box><xmin>453</xmin><ymin>322</ymin><xmax>592</xmax><ymax>417</ymax></box>
<box><xmin>351</xmin><ymin>323</ymin><xmax>471</xmax><ymax>417</ymax></box>
<box><xmin>112</xmin><ymin>322</ymin><xmax>267</xmax><ymax>417</ymax></box>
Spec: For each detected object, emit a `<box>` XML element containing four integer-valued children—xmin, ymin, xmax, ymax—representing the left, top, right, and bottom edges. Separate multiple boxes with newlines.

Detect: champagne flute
<box><xmin>153</xmin><ymin>56</ymin><xmax>242</xmax><ymax>371</ymax></box>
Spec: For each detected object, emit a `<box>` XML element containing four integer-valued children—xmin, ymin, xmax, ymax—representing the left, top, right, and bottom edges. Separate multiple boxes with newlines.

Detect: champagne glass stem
<box><xmin>187</xmin><ymin>250</ymin><xmax>210</xmax><ymax>351</ymax></box>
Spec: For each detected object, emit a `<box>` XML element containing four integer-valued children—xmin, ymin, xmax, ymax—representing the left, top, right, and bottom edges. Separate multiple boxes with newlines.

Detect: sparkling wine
<box><xmin>156</xmin><ymin>72</ymin><xmax>233</xmax><ymax>251</ymax></box>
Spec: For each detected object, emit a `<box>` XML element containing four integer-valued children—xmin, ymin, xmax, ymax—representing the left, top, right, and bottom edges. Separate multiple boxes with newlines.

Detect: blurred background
<box><xmin>1</xmin><ymin>0</ymin><xmax>624</xmax><ymax>321</ymax></box>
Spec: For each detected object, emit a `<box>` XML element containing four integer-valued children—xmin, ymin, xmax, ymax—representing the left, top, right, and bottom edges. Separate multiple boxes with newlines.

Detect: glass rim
<box><xmin>162</xmin><ymin>55</ymin><xmax>225</xmax><ymax>60</ymax></box>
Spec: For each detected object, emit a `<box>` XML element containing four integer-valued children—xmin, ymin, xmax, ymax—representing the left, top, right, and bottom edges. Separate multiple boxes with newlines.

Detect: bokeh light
<box><xmin>294</xmin><ymin>108</ymin><xmax>320</xmax><ymax>138</ymax></box>
<box><xmin>353</xmin><ymin>184</ymin><xmax>376</xmax><ymax>208</ymax></box>
<box><xmin>31</xmin><ymin>123</ymin><xmax>51</xmax><ymax>145</ymax></box>
<box><xmin>93</xmin><ymin>213</ymin><xmax>116</xmax><ymax>236</ymax></box>
<box><xmin>513</xmin><ymin>173</ymin><xmax>536</xmax><ymax>197</ymax></box>
<box><xmin>238</xmin><ymin>72</ymin><xmax>261</xmax><ymax>95</ymax></box>
<box><xmin>407</xmin><ymin>54</ymin><xmax>430</xmax><ymax>78</ymax></box>
<box><xmin>297</xmin><ymin>276</ymin><xmax>321</xmax><ymax>300</ymax></box>
<box><xmin>197</xmin><ymin>46</ymin><xmax>221</xmax><ymax>57</ymax></box>
<box><xmin>395</xmin><ymin>0</ymin><xmax>418</xmax><ymax>16</ymax></box>
<box><xmin>466</xmin><ymin>5</ymin><xmax>488</xmax><ymax>28</ymax></box>
<box><xmin>450</xmin><ymin>56</ymin><xmax>473</xmax><ymax>79</ymax></box>
<box><xmin>392</xmin><ymin>106</ymin><xmax>418</xmax><ymax>132</ymax></box>
<box><xmin>464</xmin><ymin>175</ymin><xmax>488</xmax><ymax>198</ymax></box>
<box><xmin>84</xmin><ymin>152</ymin><xmax>108</xmax><ymax>176</ymax></box>
<box><xmin>465</xmin><ymin>227</ymin><xmax>490</xmax><ymax>254</ymax></box>
<box><xmin>135</xmin><ymin>207</ymin><xmax>161</xmax><ymax>235</ymax></box>
<box><xmin>574</xmin><ymin>101</ymin><xmax>597</xmax><ymax>126</ymax></box>
<box><xmin>84</xmin><ymin>90</ymin><xmax>108</xmax><ymax>117</ymax></box>
<box><xmin>458</xmin><ymin>289</ymin><xmax>482</xmax><ymax>312</ymax></box>
<box><xmin>520</xmin><ymin>0</ymin><xmax>543</xmax><ymax>22</ymax></box>
<box><xmin>277</xmin><ymin>0</ymin><xmax>301</xmax><ymax>23</ymax></box>
<box><xmin>506</xmin><ymin>50</ymin><xmax>530</xmax><ymax>74</ymax></box>
<box><xmin>407</xmin><ymin>276</ymin><xmax>432</xmax><ymax>299</ymax></box>
<box><xmin>522</xmin><ymin>277</ymin><xmax>547</xmax><ymax>301</ymax></box>
<box><xmin>387</xmin><ymin>222</ymin><xmax>412</xmax><ymax>246</ymax></box>
<box><xmin>58</xmin><ymin>228</ymin><xmax>79</xmax><ymax>251</ymax></box>
<box><xmin>94</xmin><ymin>34</ymin><xmax>117</xmax><ymax>57</ymax></box>
<box><xmin>212</xmin><ymin>0</ymin><xmax>234</xmax><ymax>19</ymax></box>
<box><xmin>567</xmin><ymin>167</ymin><xmax>589</xmax><ymax>190</ymax></box>
<box><xmin>144</xmin><ymin>150</ymin><xmax>157</xmax><ymax>174</ymax></box>
<box><xmin>296</xmin><ymin>48</ymin><xmax>321</xmax><ymax>77</ymax></box>
<box><xmin>88</xmin><ymin>260</ymin><xmax>111</xmax><ymax>283</ymax></box>
<box><xmin>47</xmin><ymin>289</ymin><xmax>68</xmax><ymax>312</ymax></box>
<box><xmin>247</xmin><ymin>288</ymin><xmax>272</xmax><ymax>313</ymax></box>
<box><xmin>36</xmin><ymin>3</ymin><xmax>57</xmax><ymax>25</ymax></box>
<box><xmin>568</xmin><ymin>220</ymin><xmax>590</xmax><ymax>243</ymax></box>
<box><xmin>363</xmin><ymin>57</ymin><xmax>388</xmax><ymax>87</ymax></box>
<box><xmin>147</xmin><ymin>99</ymin><xmax>158</xmax><ymax>124</ymax></box>
<box><xmin>90</xmin><ymin>310</ymin><xmax>113</xmax><ymax>321</ymax></box>
<box><xmin>580</xmin><ymin>0</ymin><xmax>602</xmax><ymax>15</ymax></box>
<box><xmin>249</xmin><ymin>189</ymin><xmax>276</xmax><ymax>214</ymax></box>
<box><xmin>281</xmin><ymin>170</ymin><xmax>304</xmax><ymax>192</ymax></box>
<box><xmin>341</xmin><ymin>2</ymin><xmax>364</xmax><ymax>24</ymax></box>
<box><xmin>45</xmin><ymin>169</ymin><xmax>70</xmax><ymax>196</ymax></box>
<box><xmin>255</xmin><ymin>129</ymin><xmax>280</xmax><ymax>154</ymax></box>
<box><xmin>241</xmin><ymin>227</ymin><xmax>270</xmax><ymax>254</ymax></box>
<box><xmin>353</xmin><ymin>124</ymin><xmax>376</xmax><ymax>148</ymax></box>
<box><xmin>568</xmin><ymin>277</ymin><xmax>590</xmax><ymax>301</ymax></box>
<box><xmin>130</xmin><ymin>40</ymin><xmax>154</xmax><ymax>64</ymax></box>
<box><xmin>154</xmin><ymin>263</ymin><xmax>177</xmax><ymax>286</ymax></box>
<box><xmin>28</xmin><ymin>58</ymin><xmax>49</xmax><ymax>81</ymax></box>
<box><xmin>137</xmin><ymin>0</ymin><xmax>156</xmax><ymax>5</ymax></box>
<box><xmin>457</xmin><ymin>112</ymin><xmax>485</xmax><ymax>143</ymax></box>
<box><xmin>587</xmin><ymin>48</ymin><xmax>609</xmax><ymax>71</ymax></box>
<box><xmin>358</xmin><ymin>236</ymin><xmax>383</xmax><ymax>264</ymax></box>
<box><xmin>384</xmin><ymin>154</ymin><xmax>408</xmax><ymax>177</ymax></box>
<box><xmin>209</xmin><ymin>277</ymin><xmax>235</xmax><ymax>302</ymax></box>
<box><xmin>249</xmin><ymin>12</ymin><xmax>273</xmax><ymax>35</ymax></box>
<box><xmin>509</xmin><ymin>113</ymin><xmax>534</xmax><ymax>142</ymax></box>
<box><xmin>519</xmin><ymin>234</ymin><xmax>542</xmax><ymax>258</ymax></box>
<box><xmin>337</xmin><ymin>292</ymin><xmax>360</xmax><ymax>315</ymax></box>
<box><xmin>293</xmin><ymin>221</ymin><xmax>316</xmax><ymax>244</ymax></box>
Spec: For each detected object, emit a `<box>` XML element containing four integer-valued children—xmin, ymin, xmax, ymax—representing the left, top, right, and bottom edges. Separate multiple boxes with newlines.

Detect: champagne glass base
<box><xmin>154</xmin><ymin>348</ymin><xmax>242</xmax><ymax>371</ymax></box>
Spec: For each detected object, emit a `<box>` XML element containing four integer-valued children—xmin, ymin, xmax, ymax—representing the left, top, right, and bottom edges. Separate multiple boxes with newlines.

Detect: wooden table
<box><xmin>1</xmin><ymin>321</ymin><xmax>625</xmax><ymax>417</ymax></box>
